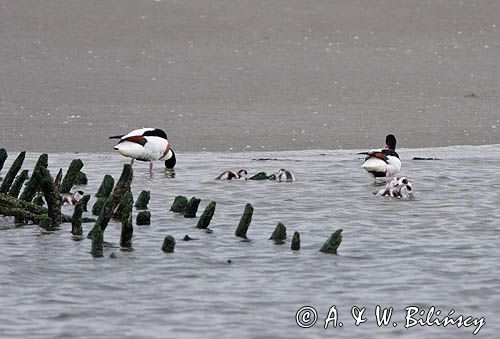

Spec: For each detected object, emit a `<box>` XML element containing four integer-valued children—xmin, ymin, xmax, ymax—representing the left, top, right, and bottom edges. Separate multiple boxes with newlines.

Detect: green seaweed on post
<box><xmin>235</xmin><ymin>203</ymin><xmax>253</xmax><ymax>239</ymax></box>
<box><xmin>170</xmin><ymin>195</ymin><xmax>188</xmax><ymax>213</ymax></box>
<box><xmin>196</xmin><ymin>201</ymin><xmax>216</xmax><ymax>229</ymax></box>
<box><xmin>319</xmin><ymin>229</ymin><xmax>343</xmax><ymax>254</ymax></box>
<box><xmin>74</xmin><ymin>171</ymin><xmax>88</xmax><ymax>185</ymax></box>
<box><xmin>71</xmin><ymin>195</ymin><xmax>90</xmax><ymax>236</ymax></box>
<box><xmin>184</xmin><ymin>197</ymin><xmax>201</xmax><ymax>218</ymax></box>
<box><xmin>8</xmin><ymin>170</ymin><xmax>29</xmax><ymax>198</ymax></box>
<box><xmin>0</xmin><ymin>148</ymin><xmax>7</xmax><ymax>174</ymax></box>
<box><xmin>19</xmin><ymin>153</ymin><xmax>48</xmax><ymax>202</ymax></box>
<box><xmin>91</xmin><ymin>224</ymin><xmax>104</xmax><ymax>258</ymax></box>
<box><xmin>0</xmin><ymin>151</ymin><xmax>26</xmax><ymax>194</ymax></box>
<box><xmin>269</xmin><ymin>222</ymin><xmax>287</xmax><ymax>244</ymax></box>
<box><xmin>92</xmin><ymin>197</ymin><xmax>106</xmax><ymax>216</ymax></box>
<box><xmin>120</xmin><ymin>190</ymin><xmax>134</xmax><ymax>248</ymax></box>
<box><xmin>95</xmin><ymin>174</ymin><xmax>114</xmax><ymax>198</ymax></box>
<box><xmin>39</xmin><ymin>214</ymin><xmax>52</xmax><ymax>230</ymax></box>
<box><xmin>134</xmin><ymin>190</ymin><xmax>150</xmax><ymax>210</ymax></box>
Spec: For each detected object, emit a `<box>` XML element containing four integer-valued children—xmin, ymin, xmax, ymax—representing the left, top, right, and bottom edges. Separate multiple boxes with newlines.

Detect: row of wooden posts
<box><xmin>0</xmin><ymin>149</ymin><xmax>343</xmax><ymax>258</ymax></box>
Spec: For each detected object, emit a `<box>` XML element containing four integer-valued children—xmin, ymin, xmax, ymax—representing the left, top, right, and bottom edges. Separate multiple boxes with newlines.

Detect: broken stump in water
<box><xmin>120</xmin><ymin>190</ymin><xmax>134</xmax><ymax>248</ymax></box>
<box><xmin>269</xmin><ymin>222</ymin><xmax>287</xmax><ymax>244</ymax></box>
<box><xmin>235</xmin><ymin>203</ymin><xmax>253</xmax><ymax>239</ymax></box>
<box><xmin>161</xmin><ymin>235</ymin><xmax>175</xmax><ymax>253</ymax></box>
<box><xmin>319</xmin><ymin>229</ymin><xmax>343</xmax><ymax>254</ymax></box>
<box><xmin>92</xmin><ymin>198</ymin><xmax>106</xmax><ymax>216</ymax></box>
<box><xmin>60</xmin><ymin>159</ymin><xmax>84</xmax><ymax>194</ymax></box>
<box><xmin>71</xmin><ymin>195</ymin><xmax>90</xmax><ymax>236</ymax></box>
<box><xmin>134</xmin><ymin>190</ymin><xmax>150</xmax><ymax>210</ymax></box>
<box><xmin>170</xmin><ymin>195</ymin><xmax>188</xmax><ymax>213</ymax></box>
<box><xmin>196</xmin><ymin>201</ymin><xmax>216</xmax><ymax>229</ymax></box>
<box><xmin>8</xmin><ymin>170</ymin><xmax>29</xmax><ymax>198</ymax></box>
<box><xmin>183</xmin><ymin>197</ymin><xmax>201</xmax><ymax>218</ymax></box>
<box><xmin>136</xmin><ymin>211</ymin><xmax>151</xmax><ymax>225</ymax></box>
<box><xmin>95</xmin><ymin>174</ymin><xmax>114</xmax><ymax>198</ymax></box>
<box><xmin>0</xmin><ymin>151</ymin><xmax>26</xmax><ymax>194</ymax></box>
<box><xmin>0</xmin><ymin>148</ymin><xmax>7</xmax><ymax>174</ymax></box>
<box><xmin>291</xmin><ymin>231</ymin><xmax>300</xmax><ymax>251</ymax></box>
<box><xmin>39</xmin><ymin>214</ymin><xmax>52</xmax><ymax>230</ymax></box>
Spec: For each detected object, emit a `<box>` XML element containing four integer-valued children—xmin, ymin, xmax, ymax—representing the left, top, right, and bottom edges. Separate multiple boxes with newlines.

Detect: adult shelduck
<box><xmin>359</xmin><ymin>134</ymin><xmax>401</xmax><ymax>181</ymax></box>
<box><xmin>110</xmin><ymin>128</ymin><xmax>176</xmax><ymax>172</ymax></box>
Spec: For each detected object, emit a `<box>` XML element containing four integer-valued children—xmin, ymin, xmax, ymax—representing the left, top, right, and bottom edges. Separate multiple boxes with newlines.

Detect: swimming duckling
<box><xmin>375</xmin><ymin>176</ymin><xmax>413</xmax><ymax>199</ymax></box>
<box><xmin>62</xmin><ymin>190</ymin><xmax>85</xmax><ymax>205</ymax></box>
<box><xmin>276</xmin><ymin>169</ymin><xmax>295</xmax><ymax>182</ymax></box>
<box><xmin>215</xmin><ymin>169</ymin><xmax>248</xmax><ymax>180</ymax></box>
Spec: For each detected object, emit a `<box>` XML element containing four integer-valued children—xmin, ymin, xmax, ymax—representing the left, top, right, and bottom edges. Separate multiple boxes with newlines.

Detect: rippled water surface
<box><xmin>1</xmin><ymin>147</ymin><xmax>499</xmax><ymax>338</ymax></box>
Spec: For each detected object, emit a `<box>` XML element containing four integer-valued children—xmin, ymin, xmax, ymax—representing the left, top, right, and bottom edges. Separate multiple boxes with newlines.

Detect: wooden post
<box><xmin>270</xmin><ymin>222</ymin><xmax>287</xmax><ymax>244</ymax></box>
<box><xmin>95</xmin><ymin>174</ymin><xmax>114</xmax><ymax>197</ymax></box>
<box><xmin>0</xmin><ymin>148</ymin><xmax>7</xmax><ymax>174</ymax></box>
<box><xmin>8</xmin><ymin>170</ymin><xmax>29</xmax><ymax>198</ymax></box>
<box><xmin>161</xmin><ymin>235</ymin><xmax>175</xmax><ymax>253</ymax></box>
<box><xmin>0</xmin><ymin>151</ymin><xmax>26</xmax><ymax>194</ymax></box>
<box><xmin>71</xmin><ymin>195</ymin><xmax>90</xmax><ymax>236</ymax></box>
<box><xmin>60</xmin><ymin>159</ymin><xmax>84</xmax><ymax>193</ymax></box>
<box><xmin>19</xmin><ymin>153</ymin><xmax>48</xmax><ymax>202</ymax></box>
<box><xmin>319</xmin><ymin>229</ymin><xmax>343</xmax><ymax>254</ymax></box>
<box><xmin>291</xmin><ymin>231</ymin><xmax>300</xmax><ymax>251</ymax></box>
<box><xmin>235</xmin><ymin>203</ymin><xmax>253</xmax><ymax>239</ymax></box>
<box><xmin>136</xmin><ymin>211</ymin><xmax>151</xmax><ymax>225</ymax></box>
<box><xmin>120</xmin><ymin>190</ymin><xmax>133</xmax><ymax>248</ymax></box>
<box><xmin>196</xmin><ymin>201</ymin><xmax>216</xmax><ymax>229</ymax></box>
<box><xmin>170</xmin><ymin>195</ymin><xmax>188</xmax><ymax>213</ymax></box>
<box><xmin>134</xmin><ymin>190</ymin><xmax>150</xmax><ymax>209</ymax></box>
<box><xmin>184</xmin><ymin>197</ymin><xmax>201</xmax><ymax>218</ymax></box>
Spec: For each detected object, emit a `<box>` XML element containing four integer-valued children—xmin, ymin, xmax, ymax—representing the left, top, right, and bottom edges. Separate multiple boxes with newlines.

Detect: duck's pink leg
<box><xmin>130</xmin><ymin>158</ymin><xmax>135</xmax><ymax>165</ymax></box>
<box><xmin>149</xmin><ymin>162</ymin><xmax>153</xmax><ymax>173</ymax></box>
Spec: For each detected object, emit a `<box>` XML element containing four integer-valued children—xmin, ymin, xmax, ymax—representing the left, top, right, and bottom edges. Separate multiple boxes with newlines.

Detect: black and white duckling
<box><xmin>359</xmin><ymin>134</ymin><xmax>401</xmax><ymax>181</ymax></box>
<box><xmin>215</xmin><ymin>169</ymin><xmax>248</xmax><ymax>180</ymax></box>
<box><xmin>62</xmin><ymin>190</ymin><xmax>84</xmax><ymax>205</ymax></box>
<box><xmin>276</xmin><ymin>169</ymin><xmax>295</xmax><ymax>182</ymax></box>
<box><xmin>375</xmin><ymin>176</ymin><xmax>413</xmax><ymax>199</ymax></box>
<box><xmin>110</xmin><ymin>127</ymin><xmax>176</xmax><ymax>172</ymax></box>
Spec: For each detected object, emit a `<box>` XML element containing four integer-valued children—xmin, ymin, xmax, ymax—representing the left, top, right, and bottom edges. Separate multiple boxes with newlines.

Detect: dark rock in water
<box><xmin>319</xmin><ymin>229</ymin><xmax>343</xmax><ymax>254</ymax></box>
<box><xmin>92</xmin><ymin>197</ymin><xmax>106</xmax><ymax>216</ymax></box>
<box><xmin>235</xmin><ymin>203</ymin><xmax>253</xmax><ymax>239</ymax></box>
<box><xmin>269</xmin><ymin>222</ymin><xmax>287</xmax><ymax>244</ymax></box>
<box><xmin>74</xmin><ymin>171</ymin><xmax>88</xmax><ymax>185</ymax></box>
<box><xmin>136</xmin><ymin>211</ymin><xmax>151</xmax><ymax>225</ymax></box>
<box><xmin>162</xmin><ymin>235</ymin><xmax>175</xmax><ymax>253</ymax></box>
<box><xmin>412</xmin><ymin>157</ymin><xmax>442</xmax><ymax>161</ymax></box>
<box><xmin>184</xmin><ymin>197</ymin><xmax>201</xmax><ymax>218</ymax></box>
<box><xmin>95</xmin><ymin>174</ymin><xmax>114</xmax><ymax>198</ymax></box>
<box><xmin>60</xmin><ymin>159</ymin><xmax>84</xmax><ymax>193</ymax></box>
<box><xmin>226</xmin><ymin>259</ymin><xmax>232</xmax><ymax>264</ymax></box>
<box><xmin>196</xmin><ymin>201</ymin><xmax>216</xmax><ymax>229</ymax></box>
<box><xmin>110</xmin><ymin>252</ymin><xmax>118</xmax><ymax>259</ymax></box>
<box><xmin>134</xmin><ymin>190</ymin><xmax>150</xmax><ymax>209</ymax></box>
<box><xmin>183</xmin><ymin>235</ymin><xmax>196</xmax><ymax>241</ymax></box>
<box><xmin>170</xmin><ymin>195</ymin><xmax>188</xmax><ymax>213</ymax></box>
<box><xmin>291</xmin><ymin>231</ymin><xmax>300</xmax><ymax>251</ymax></box>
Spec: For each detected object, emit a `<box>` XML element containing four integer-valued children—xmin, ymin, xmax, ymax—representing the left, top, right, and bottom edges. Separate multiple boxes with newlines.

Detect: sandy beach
<box><xmin>1</xmin><ymin>0</ymin><xmax>499</xmax><ymax>152</ymax></box>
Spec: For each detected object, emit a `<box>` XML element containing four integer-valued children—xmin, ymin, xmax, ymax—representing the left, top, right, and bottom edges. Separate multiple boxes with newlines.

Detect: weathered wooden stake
<box><xmin>39</xmin><ymin>214</ymin><xmax>52</xmax><ymax>230</ymax></box>
<box><xmin>235</xmin><ymin>203</ymin><xmax>253</xmax><ymax>239</ymax></box>
<box><xmin>92</xmin><ymin>198</ymin><xmax>106</xmax><ymax>215</ymax></box>
<box><xmin>196</xmin><ymin>201</ymin><xmax>216</xmax><ymax>229</ymax></box>
<box><xmin>161</xmin><ymin>235</ymin><xmax>175</xmax><ymax>253</ymax></box>
<box><xmin>134</xmin><ymin>190</ymin><xmax>150</xmax><ymax>209</ymax></box>
<box><xmin>0</xmin><ymin>151</ymin><xmax>26</xmax><ymax>194</ymax></box>
<box><xmin>170</xmin><ymin>195</ymin><xmax>188</xmax><ymax>213</ymax></box>
<box><xmin>39</xmin><ymin>166</ymin><xmax>62</xmax><ymax>228</ymax></box>
<box><xmin>95</xmin><ymin>174</ymin><xmax>114</xmax><ymax>198</ymax></box>
<box><xmin>120</xmin><ymin>190</ymin><xmax>134</xmax><ymax>248</ymax></box>
<box><xmin>60</xmin><ymin>159</ymin><xmax>84</xmax><ymax>193</ymax></box>
<box><xmin>8</xmin><ymin>170</ymin><xmax>29</xmax><ymax>198</ymax></box>
<box><xmin>291</xmin><ymin>231</ymin><xmax>300</xmax><ymax>251</ymax></box>
<box><xmin>184</xmin><ymin>197</ymin><xmax>201</xmax><ymax>218</ymax></box>
<box><xmin>270</xmin><ymin>222</ymin><xmax>287</xmax><ymax>244</ymax></box>
<box><xmin>71</xmin><ymin>195</ymin><xmax>90</xmax><ymax>236</ymax></box>
<box><xmin>19</xmin><ymin>153</ymin><xmax>48</xmax><ymax>202</ymax></box>
<box><xmin>319</xmin><ymin>229</ymin><xmax>343</xmax><ymax>254</ymax></box>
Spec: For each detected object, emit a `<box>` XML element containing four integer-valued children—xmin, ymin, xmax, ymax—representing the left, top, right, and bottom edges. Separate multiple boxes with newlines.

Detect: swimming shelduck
<box><xmin>276</xmin><ymin>169</ymin><xmax>295</xmax><ymax>182</ymax></box>
<box><xmin>110</xmin><ymin>128</ymin><xmax>176</xmax><ymax>172</ymax></box>
<box><xmin>375</xmin><ymin>176</ymin><xmax>413</xmax><ymax>199</ymax></box>
<box><xmin>62</xmin><ymin>190</ymin><xmax>85</xmax><ymax>205</ymax></box>
<box><xmin>359</xmin><ymin>134</ymin><xmax>401</xmax><ymax>181</ymax></box>
<box><xmin>215</xmin><ymin>169</ymin><xmax>248</xmax><ymax>180</ymax></box>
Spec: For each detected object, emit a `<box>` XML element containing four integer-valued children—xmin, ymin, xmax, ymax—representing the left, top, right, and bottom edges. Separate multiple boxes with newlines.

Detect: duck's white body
<box><xmin>216</xmin><ymin>169</ymin><xmax>248</xmax><ymax>180</ymax></box>
<box><xmin>362</xmin><ymin>153</ymin><xmax>401</xmax><ymax>177</ymax></box>
<box><xmin>110</xmin><ymin>128</ymin><xmax>176</xmax><ymax>171</ymax></box>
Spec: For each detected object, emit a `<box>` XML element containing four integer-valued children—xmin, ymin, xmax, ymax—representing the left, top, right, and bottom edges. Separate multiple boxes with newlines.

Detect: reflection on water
<box><xmin>1</xmin><ymin>146</ymin><xmax>499</xmax><ymax>338</ymax></box>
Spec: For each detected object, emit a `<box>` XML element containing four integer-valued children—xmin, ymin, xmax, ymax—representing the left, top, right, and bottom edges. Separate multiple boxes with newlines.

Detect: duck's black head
<box><xmin>164</xmin><ymin>149</ymin><xmax>176</xmax><ymax>169</ymax></box>
<box><xmin>385</xmin><ymin>134</ymin><xmax>397</xmax><ymax>150</ymax></box>
<box><xmin>144</xmin><ymin>128</ymin><xmax>168</xmax><ymax>140</ymax></box>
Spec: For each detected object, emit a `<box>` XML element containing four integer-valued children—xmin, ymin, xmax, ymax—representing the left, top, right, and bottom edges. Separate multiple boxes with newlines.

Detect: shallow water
<box><xmin>0</xmin><ymin>146</ymin><xmax>499</xmax><ymax>338</ymax></box>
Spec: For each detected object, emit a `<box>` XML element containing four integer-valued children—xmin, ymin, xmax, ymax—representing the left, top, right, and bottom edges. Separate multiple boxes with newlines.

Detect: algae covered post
<box><xmin>184</xmin><ymin>197</ymin><xmax>201</xmax><ymax>218</ymax></box>
<box><xmin>291</xmin><ymin>231</ymin><xmax>300</xmax><ymax>251</ymax></box>
<box><xmin>196</xmin><ymin>201</ymin><xmax>216</xmax><ymax>229</ymax></box>
<box><xmin>120</xmin><ymin>190</ymin><xmax>134</xmax><ymax>248</ymax></box>
<box><xmin>319</xmin><ymin>229</ymin><xmax>343</xmax><ymax>254</ymax></box>
<box><xmin>170</xmin><ymin>195</ymin><xmax>188</xmax><ymax>213</ymax></box>
<box><xmin>235</xmin><ymin>203</ymin><xmax>253</xmax><ymax>239</ymax></box>
<box><xmin>134</xmin><ymin>190</ymin><xmax>150</xmax><ymax>209</ymax></box>
<box><xmin>161</xmin><ymin>235</ymin><xmax>176</xmax><ymax>253</ymax></box>
<box><xmin>0</xmin><ymin>148</ymin><xmax>7</xmax><ymax>173</ymax></box>
<box><xmin>136</xmin><ymin>211</ymin><xmax>151</xmax><ymax>225</ymax></box>
<box><xmin>19</xmin><ymin>153</ymin><xmax>48</xmax><ymax>202</ymax></box>
<box><xmin>60</xmin><ymin>159</ymin><xmax>84</xmax><ymax>193</ymax></box>
<box><xmin>0</xmin><ymin>151</ymin><xmax>26</xmax><ymax>194</ymax></box>
<box><xmin>91</xmin><ymin>224</ymin><xmax>104</xmax><ymax>258</ymax></box>
<box><xmin>71</xmin><ymin>194</ymin><xmax>90</xmax><ymax>236</ymax></box>
<box><xmin>8</xmin><ymin>170</ymin><xmax>29</xmax><ymax>198</ymax></box>
<box><xmin>269</xmin><ymin>222</ymin><xmax>287</xmax><ymax>244</ymax></box>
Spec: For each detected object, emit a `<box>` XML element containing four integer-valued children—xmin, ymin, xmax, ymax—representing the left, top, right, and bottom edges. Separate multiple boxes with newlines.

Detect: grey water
<box><xmin>0</xmin><ymin>146</ymin><xmax>499</xmax><ymax>339</ymax></box>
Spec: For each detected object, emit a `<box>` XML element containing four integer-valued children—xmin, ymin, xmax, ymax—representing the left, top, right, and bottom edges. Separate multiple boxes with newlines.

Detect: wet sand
<box><xmin>1</xmin><ymin>0</ymin><xmax>499</xmax><ymax>152</ymax></box>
